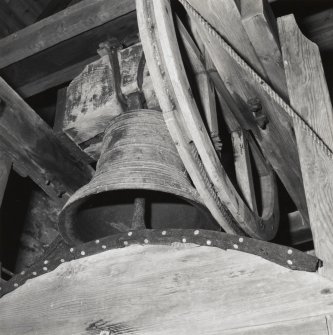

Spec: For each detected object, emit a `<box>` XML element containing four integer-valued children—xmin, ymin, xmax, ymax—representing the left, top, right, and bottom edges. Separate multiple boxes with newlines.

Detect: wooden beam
<box><xmin>0</xmin><ymin>9</ymin><xmax>138</xmax><ymax>98</ymax></box>
<box><xmin>0</xmin><ymin>0</ymin><xmax>136</xmax><ymax>69</ymax></box>
<box><xmin>279</xmin><ymin>15</ymin><xmax>333</xmax><ymax>278</ymax></box>
<box><xmin>0</xmin><ymin>244</ymin><xmax>330</xmax><ymax>333</ymax></box>
<box><xmin>15</xmin><ymin>56</ymin><xmax>98</xmax><ymax>98</ymax></box>
<box><xmin>186</xmin><ymin>0</ymin><xmax>309</xmax><ymax>227</ymax></box>
<box><xmin>241</xmin><ymin>0</ymin><xmax>288</xmax><ymax>99</ymax></box>
<box><xmin>300</xmin><ymin>9</ymin><xmax>333</xmax><ymax>52</ymax></box>
<box><xmin>0</xmin><ymin>1</ymin><xmax>25</xmax><ymax>38</ymax></box>
<box><xmin>0</xmin><ymin>77</ymin><xmax>93</xmax><ymax>204</ymax></box>
<box><xmin>0</xmin><ymin>153</ymin><xmax>11</xmax><ymax>207</ymax></box>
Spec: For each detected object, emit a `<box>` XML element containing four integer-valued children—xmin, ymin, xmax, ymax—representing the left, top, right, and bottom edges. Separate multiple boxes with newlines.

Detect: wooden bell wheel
<box><xmin>137</xmin><ymin>0</ymin><xmax>279</xmax><ymax>240</ymax></box>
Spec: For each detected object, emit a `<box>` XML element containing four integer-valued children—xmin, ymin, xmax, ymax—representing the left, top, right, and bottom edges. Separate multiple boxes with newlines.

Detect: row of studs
<box><xmin>0</xmin><ymin>231</ymin><xmax>295</xmax><ymax>292</ymax></box>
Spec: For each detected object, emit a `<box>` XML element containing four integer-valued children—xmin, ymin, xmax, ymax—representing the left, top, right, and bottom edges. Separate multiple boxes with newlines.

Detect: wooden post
<box><xmin>0</xmin><ymin>152</ymin><xmax>11</xmax><ymax>208</ymax></box>
<box><xmin>240</xmin><ymin>0</ymin><xmax>288</xmax><ymax>99</ymax></box>
<box><xmin>0</xmin><ymin>77</ymin><xmax>93</xmax><ymax>204</ymax></box>
<box><xmin>186</xmin><ymin>0</ymin><xmax>309</xmax><ymax>227</ymax></box>
<box><xmin>279</xmin><ymin>15</ymin><xmax>333</xmax><ymax>278</ymax></box>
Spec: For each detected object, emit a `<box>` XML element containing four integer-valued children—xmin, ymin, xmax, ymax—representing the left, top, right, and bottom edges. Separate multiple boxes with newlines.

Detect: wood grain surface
<box><xmin>279</xmin><ymin>15</ymin><xmax>333</xmax><ymax>278</ymax></box>
<box><xmin>186</xmin><ymin>0</ymin><xmax>309</xmax><ymax>227</ymax></box>
<box><xmin>0</xmin><ymin>77</ymin><xmax>93</xmax><ymax>203</ymax></box>
<box><xmin>0</xmin><ymin>243</ymin><xmax>332</xmax><ymax>334</ymax></box>
<box><xmin>0</xmin><ymin>0</ymin><xmax>136</xmax><ymax>69</ymax></box>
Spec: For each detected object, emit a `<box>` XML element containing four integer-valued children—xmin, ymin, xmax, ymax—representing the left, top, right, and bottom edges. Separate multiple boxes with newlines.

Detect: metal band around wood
<box><xmin>0</xmin><ymin>229</ymin><xmax>320</xmax><ymax>299</ymax></box>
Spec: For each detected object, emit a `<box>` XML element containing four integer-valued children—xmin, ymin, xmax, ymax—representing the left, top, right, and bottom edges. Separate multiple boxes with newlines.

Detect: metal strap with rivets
<box><xmin>0</xmin><ymin>229</ymin><xmax>320</xmax><ymax>298</ymax></box>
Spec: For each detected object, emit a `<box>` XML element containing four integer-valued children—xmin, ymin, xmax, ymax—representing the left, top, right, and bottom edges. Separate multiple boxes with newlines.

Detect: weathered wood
<box><xmin>240</xmin><ymin>0</ymin><xmax>288</xmax><ymax>99</ymax></box>
<box><xmin>287</xmin><ymin>211</ymin><xmax>312</xmax><ymax>246</ymax></box>
<box><xmin>16</xmin><ymin>56</ymin><xmax>98</xmax><ymax>98</ymax></box>
<box><xmin>137</xmin><ymin>0</ymin><xmax>244</xmax><ymax>236</ymax></box>
<box><xmin>63</xmin><ymin>54</ymin><xmax>123</xmax><ymax>160</ymax></box>
<box><xmin>0</xmin><ymin>1</ymin><xmax>24</xmax><ymax>38</ymax></box>
<box><xmin>0</xmin><ymin>153</ymin><xmax>11</xmax><ymax>208</ymax></box>
<box><xmin>0</xmin><ymin>0</ymin><xmax>136</xmax><ymax>69</ymax></box>
<box><xmin>232</xmin><ymin>130</ymin><xmax>258</xmax><ymax>213</ymax></box>
<box><xmin>62</xmin><ymin>42</ymin><xmax>149</xmax><ymax>161</ymax></box>
<box><xmin>222</xmin><ymin>315</ymin><xmax>330</xmax><ymax>335</ymax></box>
<box><xmin>176</xmin><ymin>18</ymin><xmax>221</xmax><ymax>155</ymax></box>
<box><xmin>0</xmin><ymin>242</ymin><xmax>329</xmax><ymax>334</ymax></box>
<box><xmin>54</xmin><ymin>87</ymin><xmax>93</xmax><ymax>165</ymax></box>
<box><xmin>279</xmin><ymin>15</ymin><xmax>333</xmax><ymax>278</ymax></box>
<box><xmin>185</xmin><ymin>0</ymin><xmax>309</xmax><ymax>227</ymax></box>
<box><xmin>1</xmin><ymin>11</ymin><xmax>138</xmax><ymax>99</ymax></box>
<box><xmin>301</xmin><ymin>9</ymin><xmax>333</xmax><ymax>52</ymax></box>
<box><xmin>0</xmin><ymin>77</ymin><xmax>93</xmax><ymax>204</ymax></box>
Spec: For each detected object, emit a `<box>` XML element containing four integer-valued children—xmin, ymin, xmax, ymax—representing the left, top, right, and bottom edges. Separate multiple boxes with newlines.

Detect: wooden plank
<box><xmin>222</xmin><ymin>315</ymin><xmax>330</xmax><ymax>335</ymax></box>
<box><xmin>16</xmin><ymin>56</ymin><xmax>98</xmax><ymax>98</ymax></box>
<box><xmin>0</xmin><ymin>244</ymin><xmax>332</xmax><ymax>334</ymax></box>
<box><xmin>0</xmin><ymin>0</ymin><xmax>136</xmax><ymax>69</ymax></box>
<box><xmin>301</xmin><ymin>9</ymin><xmax>333</xmax><ymax>52</ymax></box>
<box><xmin>0</xmin><ymin>153</ymin><xmax>11</xmax><ymax>207</ymax></box>
<box><xmin>185</xmin><ymin>0</ymin><xmax>309</xmax><ymax>227</ymax></box>
<box><xmin>0</xmin><ymin>77</ymin><xmax>93</xmax><ymax>204</ymax></box>
<box><xmin>231</xmin><ymin>130</ymin><xmax>258</xmax><ymax>213</ymax></box>
<box><xmin>176</xmin><ymin>18</ymin><xmax>221</xmax><ymax>155</ymax></box>
<box><xmin>0</xmin><ymin>11</ymin><xmax>138</xmax><ymax>98</ymax></box>
<box><xmin>0</xmin><ymin>1</ymin><xmax>25</xmax><ymax>38</ymax></box>
<box><xmin>278</xmin><ymin>15</ymin><xmax>333</xmax><ymax>278</ymax></box>
<box><xmin>287</xmin><ymin>211</ymin><xmax>312</xmax><ymax>246</ymax></box>
<box><xmin>241</xmin><ymin>0</ymin><xmax>288</xmax><ymax>99</ymax></box>
<box><xmin>6</xmin><ymin>0</ymin><xmax>47</xmax><ymax>26</ymax></box>
<box><xmin>327</xmin><ymin>315</ymin><xmax>333</xmax><ymax>335</ymax></box>
<box><xmin>54</xmin><ymin>87</ymin><xmax>93</xmax><ymax>164</ymax></box>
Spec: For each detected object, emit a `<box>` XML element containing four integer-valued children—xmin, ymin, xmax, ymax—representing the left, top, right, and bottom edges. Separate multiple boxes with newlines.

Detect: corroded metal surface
<box><xmin>0</xmin><ymin>229</ymin><xmax>320</xmax><ymax>299</ymax></box>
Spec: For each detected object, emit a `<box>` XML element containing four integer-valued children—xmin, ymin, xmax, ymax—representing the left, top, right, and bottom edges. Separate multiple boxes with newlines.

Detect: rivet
<box><xmin>102</xmin><ymin>245</ymin><xmax>106</xmax><ymax>249</ymax></box>
<box><xmin>128</xmin><ymin>231</ymin><xmax>133</xmax><ymax>236</ymax></box>
<box><xmin>20</xmin><ymin>271</ymin><xmax>25</xmax><ymax>275</ymax></box>
<box><xmin>60</xmin><ymin>259</ymin><xmax>65</xmax><ymax>263</ymax></box>
<box><xmin>32</xmin><ymin>272</ymin><xmax>37</xmax><ymax>276</ymax></box>
<box><xmin>124</xmin><ymin>241</ymin><xmax>128</xmax><ymax>246</ymax></box>
<box><xmin>95</xmin><ymin>239</ymin><xmax>100</xmax><ymax>244</ymax></box>
<box><xmin>239</xmin><ymin>237</ymin><xmax>244</xmax><ymax>243</ymax></box>
<box><xmin>284</xmin><ymin>60</ymin><xmax>288</xmax><ymax>66</ymax></box>
<box><xmin>162</xmin><ymin>231</ymin><xmax>166</xmax><ymax>235</ymax></box>
<box><xmin>287</xmin><ymin>260</ymin><xmax>293</xmax><ymax>265</ymax></box>
<box><xmin>81</xmin><ymin>251</ymin><xmax>85</xmax><ymax>256</ymax></box>
<box><xmin>44</xmin><ymin>260</ymin><xmax>49</xmax><ymax>265</ymax></box>
<box><xmin>43</xmin><ymin>267</ymin><xmax>48</xmax><ymax>271</ymax></box>
<box><xmin>288</xmin><ymin>249</ymin><xmax>293</xmax><ymax>255</ymax></box>
<box><xmin>70</xmin><ymin>248</ymin><xmax>74</xmax><ymax>253</ymax></box>
<box><xmin>194</xmin><ymin>230</ymin><xmax>199</xmax><ymax>235</ymax></box>
<box><xmin>144</xmin><ymin>239</ymin><xmax>149</xmax><ymax>244</ymax></box>
<box><xmin>233</xmin><ymin>244</ymin><xmax>239</xmax><ymax>249</ymax></box>
<box><xmin>182</xmin><ymin>238</ymin><xmax>186</xmax><ymax>243</ymax></box>
<box><xmin>14</xmin><ymin>283</ymin><xmax>18</xmax><ymax>287</ymax></box>
<box><xmin>206</xmin><ymin>240</ymin><xmax>212</xmax><ymax>246</ymax></box>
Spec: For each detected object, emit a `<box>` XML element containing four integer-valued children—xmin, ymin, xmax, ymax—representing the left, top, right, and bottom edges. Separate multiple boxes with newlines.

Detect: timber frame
<box><xmin>0</xmin><ymin>0</ymin><xmax>333</xmax><ymax>297</ymax></box>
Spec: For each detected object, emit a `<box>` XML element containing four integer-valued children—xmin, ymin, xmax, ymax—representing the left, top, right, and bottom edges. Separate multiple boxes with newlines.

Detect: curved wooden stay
<box><xmin>0</xmin><ymin>229</ymin><xmax>327</xmax><ymax>335</ymax></box>
<box><xmin>137</xmin><ymin>0</ymin><xmax>279</xmax><ymax>239</ymax></box>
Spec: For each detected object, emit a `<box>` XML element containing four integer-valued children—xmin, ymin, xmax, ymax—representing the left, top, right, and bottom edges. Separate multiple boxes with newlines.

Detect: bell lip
<box><xmin>59</xmin><ymin>178</ymin><xmax>207</xmax><ymax>245</ymax></box>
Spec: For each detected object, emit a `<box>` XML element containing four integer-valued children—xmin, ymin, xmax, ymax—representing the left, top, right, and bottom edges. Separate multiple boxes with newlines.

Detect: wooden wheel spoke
<box><xmin>137</xmin><ymin>0</ymin><xmax>279</xmax><ymax>240</ymax></box>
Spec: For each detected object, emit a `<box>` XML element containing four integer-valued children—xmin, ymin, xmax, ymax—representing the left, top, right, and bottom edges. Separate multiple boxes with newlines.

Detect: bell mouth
<box><xmin>59</xmin><ymin>189</ymin><xmax>220</xmax><ymax>244</ymax></box>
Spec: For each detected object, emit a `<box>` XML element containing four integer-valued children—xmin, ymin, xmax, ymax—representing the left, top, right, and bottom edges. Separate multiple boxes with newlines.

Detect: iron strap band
<box><xmin>0</xmin><ymin>229</ymin><xmax>320</xmax><ymax>299</ymax></box>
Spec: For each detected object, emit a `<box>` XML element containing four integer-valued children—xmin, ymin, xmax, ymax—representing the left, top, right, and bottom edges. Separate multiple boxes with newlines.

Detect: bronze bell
<box><xmin>59</xmin><ymin>109</ymin><xmax>218</xmax><ymax>244</ymax></box>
